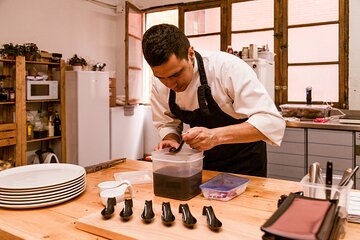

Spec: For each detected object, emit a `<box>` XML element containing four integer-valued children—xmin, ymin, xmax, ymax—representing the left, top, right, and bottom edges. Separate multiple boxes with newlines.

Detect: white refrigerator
<box><xmin>65</xmin><ymin>71</ymin><xmax>110</xmax><ymax>167</ymax></box>
<box><xmin>244</xmin><ymin>58</ymin><xmax>275</xmax><ymax>100</ymax></box>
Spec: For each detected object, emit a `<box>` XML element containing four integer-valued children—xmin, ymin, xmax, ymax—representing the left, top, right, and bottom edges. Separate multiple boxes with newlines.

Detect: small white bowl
<box><xmin>99</xmin><ymin>182</ymin><xmax>134</xmax><ymax>206</ymax></box>
<box><xmin>98</xmin><ymin>180</ymin><xmax>125</xmax><ymax>193</ymax></box>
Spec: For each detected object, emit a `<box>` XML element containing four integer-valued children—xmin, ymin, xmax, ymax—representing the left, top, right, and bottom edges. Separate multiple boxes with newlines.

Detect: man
<box><xmin>142</xmin><ymin>24</ymin><xmax>285</xmax><ymax>177</ymax></box>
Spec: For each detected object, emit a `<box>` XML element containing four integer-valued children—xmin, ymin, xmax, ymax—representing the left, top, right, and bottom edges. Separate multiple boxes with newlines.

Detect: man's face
<box><xmin>151</xmin><ymin>48</ymin><xmax>195</xmax><ymax>92</ymax></box>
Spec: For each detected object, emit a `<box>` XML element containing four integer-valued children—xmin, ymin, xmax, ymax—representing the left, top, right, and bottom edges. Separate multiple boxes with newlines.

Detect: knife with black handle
<box><xmin>325</xmin><ymin>161</ymin><xmax>333</xmax><ymax>200</ymax></box>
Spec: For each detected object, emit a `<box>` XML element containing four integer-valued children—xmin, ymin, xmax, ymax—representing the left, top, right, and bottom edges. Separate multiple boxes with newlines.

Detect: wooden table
<box><xmin>0</xmin><ymin>160</ymin><xmax>359</xmax><ymax>239</ymax></box>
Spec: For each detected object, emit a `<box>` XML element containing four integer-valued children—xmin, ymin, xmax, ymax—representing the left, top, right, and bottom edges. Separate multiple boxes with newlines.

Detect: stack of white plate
<box><xmin>0</xmin><ymin>163</ymin><xmax>86</xmax><ymax>209</ymax></box>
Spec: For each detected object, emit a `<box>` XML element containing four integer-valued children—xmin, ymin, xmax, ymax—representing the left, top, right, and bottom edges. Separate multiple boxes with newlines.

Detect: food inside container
<box><xmin>200</xmin><ymin>173</ymin><xmax>249</xmax><ymax>201</ymax></box>
<box><xmin>151</xmin><ymin>148</ymin><xmax>204</xmax><ymax>200</ymax></box>
<box><xmin>280</xmin><ymin>104</ymin><xmax>331</xmax><ymax>119</ymax></box>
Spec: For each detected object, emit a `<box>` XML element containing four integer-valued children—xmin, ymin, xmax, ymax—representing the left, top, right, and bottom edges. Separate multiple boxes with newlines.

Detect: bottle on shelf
<box><xmin>8</xmin><ymin>89</ymin><xmax>15</xmax><ymax>102</ymax></box>
<box><xmin>26</xmin><ymin>114</ymin><xmax>34</xmax><ymax>140</ymax></box>
<box><xmin>0</xmin><ymin>80</ymin><xmax>8</xmax><ymax>101</ymax></box>
<box><xmin>53</xmin><ymin>111</ymin><xmax>61</xmax><ymax>136</ymax></box>
<box><xmin>48</xmin><ymin>115</ymin><xmax>54</xmax><ymax>137</ymax></box>
<box><xmin>226</xmin><ymin>45</ymin><xmax>234</xmax><ymax>54</ymax></box>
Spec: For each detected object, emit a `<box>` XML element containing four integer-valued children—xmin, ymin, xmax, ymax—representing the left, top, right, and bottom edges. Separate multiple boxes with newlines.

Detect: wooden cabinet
<box><xmin>0</xmin><ymin>58</ymin><xmax>22</xmax><ymax>168</ymax></box>
<box><xmin>0</xmin><ymin>56</ymin><xmax>66</xmax><ymax>168</ymax></box>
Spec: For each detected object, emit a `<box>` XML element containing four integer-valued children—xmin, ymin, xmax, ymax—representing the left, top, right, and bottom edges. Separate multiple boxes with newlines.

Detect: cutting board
<box><xmin>75</xmin><ymin>198</ymin><xmax>262</xmax><ymax>240</ymax></box>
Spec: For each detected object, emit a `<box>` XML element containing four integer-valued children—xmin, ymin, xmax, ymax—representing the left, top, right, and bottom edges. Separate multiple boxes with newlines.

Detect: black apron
<box><xmin>169</xmin><ymin>51</ymin><xmax>267</xmax><ymax>177</ymax></box>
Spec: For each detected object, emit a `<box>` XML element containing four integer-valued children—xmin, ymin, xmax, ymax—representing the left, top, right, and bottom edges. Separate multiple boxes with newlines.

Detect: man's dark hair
<box><xmin>142</xmin><ymin>24</ymin><xmax>190</xmax><ymax>67</ymax></box>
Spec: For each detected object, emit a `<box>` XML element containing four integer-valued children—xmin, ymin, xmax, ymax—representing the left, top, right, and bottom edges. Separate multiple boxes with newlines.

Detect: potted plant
<box><xmin>20</xmin><ymin>43</ymin><xmax>40</xmax><ymax>61</ymax></box>
<box><xmin>68</xmin><ymin>54</ymin><xmax>87</xmax><ymax>70</ymax></box>
<box><xmin>0</xmin><ymin>43</ymin><xmax>21</xmax><ymax>60</ymax></box>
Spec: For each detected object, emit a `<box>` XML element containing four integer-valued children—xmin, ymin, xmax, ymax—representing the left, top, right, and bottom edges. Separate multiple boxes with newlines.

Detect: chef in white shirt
<box><xmin>142</xmin><ymin>24</ymin><xmax>285</xmax><ymax>177</ymax></box>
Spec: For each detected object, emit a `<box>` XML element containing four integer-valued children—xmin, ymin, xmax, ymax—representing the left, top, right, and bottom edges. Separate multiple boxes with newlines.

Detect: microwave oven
<box><xmin>27</xmin><ymin>80</ymin><xmax>58</xmax><ymax>100</ymax></box>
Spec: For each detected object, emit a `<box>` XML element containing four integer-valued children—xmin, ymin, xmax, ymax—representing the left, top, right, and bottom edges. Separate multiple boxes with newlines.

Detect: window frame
<box><xmin>125</xmin><ymin>1</ymin><xmax>144</xmax><ymax>106</ymax></box>
<box><xmin>274</xmin><ymin>0</ymin><xmax>349</xmax><ymax>108</ymax></box>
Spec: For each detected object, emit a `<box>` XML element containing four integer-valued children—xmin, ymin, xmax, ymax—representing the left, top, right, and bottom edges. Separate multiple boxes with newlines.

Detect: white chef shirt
<box><xmin>151</xmin><ymin>50</ymin><xmax>285</xmax><ymax>146</ymax></box>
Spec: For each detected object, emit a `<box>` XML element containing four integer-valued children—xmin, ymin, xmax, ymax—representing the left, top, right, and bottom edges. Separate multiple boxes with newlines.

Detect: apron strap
<box><xmin>195</xmin><ymin>51</ymin><xmax>211</xmax><ymax>116</ymax></box>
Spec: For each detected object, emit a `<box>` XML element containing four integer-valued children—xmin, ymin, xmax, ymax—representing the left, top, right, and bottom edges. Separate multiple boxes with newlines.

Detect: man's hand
<box><xmin>182</xmin><ymin>127</ymin><xmax>217</xmax><ymax>151</ymax></box>
<box><xmin>154</xmin><ymin>133</ymin><xmax>181</xmax><ymax>151</ymax></box>
<box><xmin>154</xmin><ymin>139</ymin><xmax>180</xmax><ymax>151</ymax></box>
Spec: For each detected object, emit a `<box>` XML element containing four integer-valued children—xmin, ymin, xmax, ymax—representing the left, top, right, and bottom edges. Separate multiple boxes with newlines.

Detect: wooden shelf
<box><xmin>26</xmin><ymin>99</ymin><xmax>60</xmax><ymax>103</ymax></box>
<box><xmin>1</xmin><ymin>58</ymin><xmax>60</xmax><ymax>65</ymax></box>
<box><xmin>0</xmin><ymin>58</ymin><xmax>15</xmax><ymax>63</ymax></box>
<box><xmin>0</xmin><ymin>56</ymin><xmax>66</xmax><ymax>166</ymax></box>
<box><xmin>0</xmin><ymin>101</ymin><xmax>15</xmax><ymax>105</ymax></box>
<box><xmin>25</xmin><ymin>60</ymin><xmax>61</xmax><ymax>66</ymax></box>
<box><xmin>27</xmin><ymin>136</ymin><xmax>61</xmax><ymax>143</ymax></box>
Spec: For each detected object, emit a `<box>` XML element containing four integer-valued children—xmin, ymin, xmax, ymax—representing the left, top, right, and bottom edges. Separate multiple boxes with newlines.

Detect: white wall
<box><xmin>1</xmin><ymin>0</ymin><xmax>359</xmax><ymax>109</ymax></box>
<box><xmin>0</xmin><ymin>0</ymin><xmax>125</xmax><ymax>93</ymax></box>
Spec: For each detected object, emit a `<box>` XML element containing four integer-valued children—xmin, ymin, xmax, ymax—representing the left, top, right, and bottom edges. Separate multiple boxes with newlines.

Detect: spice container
<box><xmin>249</xmin><ymin>44</ymin><xmax>258</xmax><ymax>59</ymax></box>
<box><xmin>151</xmin><ymin>148</ymin><xmax>204</xmax><ymax>200</ymax></box>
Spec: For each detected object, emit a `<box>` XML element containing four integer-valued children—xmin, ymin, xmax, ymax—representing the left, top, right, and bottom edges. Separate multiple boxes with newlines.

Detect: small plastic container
<box><xmin>200</xmin><ymin>173</ymin><xmax>249</xmax><ymax>201</ymax></box>
<box><xmin>151</xmin><ymin>148</ymin><xmax>204</xmax><ymax>200</ymax></box>
<box><xmin>300</xmin><ymin>173</ymin><xmax>353</xmax><ymax>217</ymax></box>
<box><xmin>280</xmin><ymin>104</ymin><xmax>331</xmax><ymax>119</ymax></box>
<box><xmin>114</xmin><ymin>171</ymin><xmax>153</xmax><ymax>185</ymax></box>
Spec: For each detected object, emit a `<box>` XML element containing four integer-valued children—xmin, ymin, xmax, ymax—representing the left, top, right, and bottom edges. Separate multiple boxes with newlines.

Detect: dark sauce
<box><xmin>153</xmin><ymin>167</ymin><xmax>202</xmax><ymax>200</ymax></box>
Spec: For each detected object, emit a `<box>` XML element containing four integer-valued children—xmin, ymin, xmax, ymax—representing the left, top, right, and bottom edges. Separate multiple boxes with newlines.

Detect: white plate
<box><xmin>0</xmin><ymin>179</ymin><xmax>86</xmax><ymax>201</ymax></box>
<box><xmin>0</xmin><ymin>174</ymin><xmax>85</xmax><ymax>195</ymax></box>
<box><xmin>0</xmin><ymin>182</ymin><xmax>86</xmax><ymax>204</ymax></box>
<box><xmin>0</xmin><ymin>185</ymin><xmax>86</xmax><ymax>209</ymax></box>
<box><xmin>0</xmin><ymin>164</ymin><xmax>85</xmax><ymax>190</ymax></box>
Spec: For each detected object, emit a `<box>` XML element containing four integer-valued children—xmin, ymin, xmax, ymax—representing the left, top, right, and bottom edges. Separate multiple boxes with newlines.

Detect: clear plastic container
<box><xmin>280</xmin><ymin>104</ymin><xmax>331</xmax><ymax>119</ymax></box>
<box><xmin>151</xmin><ymin>148</ymin><xmax>204</xmax><ymax>200</ymax></box>
<box><xmin>114</xmin><ymin>171</ymin><xmax>153</xmax><ymax>185</ymax></box>
<box><xmin>200</xmin><ymin>173</ymin><xmax>249</xmax><ymax>201</ymax></box>
<box><xmin>300</xmin><ymin>173</ymin><xmax>353</xmax><ymax>217</ymax></box>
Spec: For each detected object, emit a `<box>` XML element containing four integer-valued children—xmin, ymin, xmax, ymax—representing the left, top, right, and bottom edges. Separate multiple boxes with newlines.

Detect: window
<box><xmin>286</xmin><ymin>0</ymin><xmax>341</xmax><ymax>104</ymax></box>
<box><xmin>231</xmin><ymin>0</ymin><xmax>274</xmax><ymax>52</ymax></box>
<box><xmin>183</xmin><ymin>5</ymin><xmax>221</xmax><ymax>51</ymax></box>
<box><xmin>125</xmin><ymin>2</ymin><xmax>143</xmax><ymax>105</ymax></box>
<box><xmin>125</xmin><ymin>0</ymin><xmax>348</xmax><ymax>109</ymax></box>
<box><xmin>142</xmin><ymin>9</ymin><xmax>179</xmax><ymax>104</ymax></box>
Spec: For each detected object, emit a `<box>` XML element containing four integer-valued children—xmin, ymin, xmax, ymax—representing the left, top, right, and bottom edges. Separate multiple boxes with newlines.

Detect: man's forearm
<box><xmin>213</xmin><ymin>122</ymin><xmax>267</xmax><ymax>145</ymax></box>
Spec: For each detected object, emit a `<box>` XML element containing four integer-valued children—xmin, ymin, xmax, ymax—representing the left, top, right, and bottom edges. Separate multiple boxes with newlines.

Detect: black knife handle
<box><xmin>326</xmin><ymin>161</ymin><xmax>333</xmax><ymax>186</ymax></box>
<box><xmin>325</xmin><ymin>161</ymin><xmax>333</xmax><ymax>200</ymax></box>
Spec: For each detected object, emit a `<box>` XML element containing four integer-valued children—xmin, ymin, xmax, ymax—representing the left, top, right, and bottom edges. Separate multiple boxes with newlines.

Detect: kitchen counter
<box><xmin>0</xmin><ymin>160</ymin><xmax>359</xmax><ymax>239</ymax></box>
<box><xmin>286</xmin><ymin>119</ymin><xmax>360</xmax><ymax>131</ymax></box>
<box><xmin>284</xmin><ymin>109</ymin><xmax>360</xmax><ymax>131</ymax></box>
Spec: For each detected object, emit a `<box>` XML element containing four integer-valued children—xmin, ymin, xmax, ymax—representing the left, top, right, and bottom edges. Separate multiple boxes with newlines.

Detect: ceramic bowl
<box><xmin>100</xmin><ymin>182</ymin><xmax>134</xmax><ymax>206</ymax></box>
<box><xmin>97</xmin><ymin>180</ymin><xmax>130</xmax><ymax>193</ymax></box>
